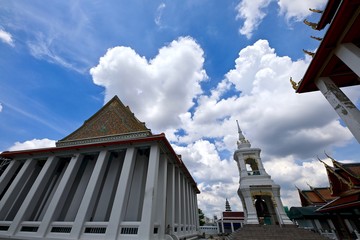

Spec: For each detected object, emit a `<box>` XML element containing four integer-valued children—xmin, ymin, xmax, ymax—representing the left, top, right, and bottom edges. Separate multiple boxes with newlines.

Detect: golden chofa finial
<box><xmin>303</xmin><ymin>49</ymin><xmax>315</xmax><ymax>57</ymax></box>
<box><xmin>290</xmin><ymin>77</ymin><xmax>299</xmax><ymax>90</ymax></box>
<box><xmin>303</xmin><ymin>19</ymin><xmax>318</xmax><ymax>30</ymax></box>
<box><xmin>311</xmin><ymin>36</ymin><xmax>323</xmax><ymax>41</ymax></box>
<box><xmin>309</xmin><ymin>8</ymin><xmax>323</xmax><ymax>13</ymax></box>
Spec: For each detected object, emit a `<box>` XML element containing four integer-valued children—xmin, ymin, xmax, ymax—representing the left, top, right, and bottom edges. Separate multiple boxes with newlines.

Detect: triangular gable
<box><xmin>57</xmin><ymin>96</ymin><xmax>151</xmax><ymax>147</ymax></box>
<box><xmin>326</xmin><ymin>165</ymin><xmax>352</xmax><ymax>196</ymax></box>
<box><xmin>326</xmin><ymin>154</ymin><xmax>360</xmax><ymax>185</ymax></box>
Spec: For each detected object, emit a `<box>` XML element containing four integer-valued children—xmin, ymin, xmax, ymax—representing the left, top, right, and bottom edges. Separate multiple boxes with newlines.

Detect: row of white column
<box><xmin>0</xmin><ymin>144</ymin><xmax>199</xmax><ymax>240</ymax></box>
<box><xmin>166</xmin><ymin>163</ymin><xmax>199</xmax><ymax>238</ymax></box>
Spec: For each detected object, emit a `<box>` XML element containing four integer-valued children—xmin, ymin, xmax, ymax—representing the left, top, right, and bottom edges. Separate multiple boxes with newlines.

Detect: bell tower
<box><xmin>233</xmin><ymin>121</ymin><xmax>292</xmax><ymax>226</ymax></box>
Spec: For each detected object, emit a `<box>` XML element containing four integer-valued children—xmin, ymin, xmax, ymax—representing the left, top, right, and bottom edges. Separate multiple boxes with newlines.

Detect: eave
<box><xmin>0</xmin><ymin>133</ymin><xmax>200</xmax><ymax>194</ymax></box>
<box><xmin>297</xmin><ymin>0</ymin><xmax>360</xmax><ymax>93</ymax></box>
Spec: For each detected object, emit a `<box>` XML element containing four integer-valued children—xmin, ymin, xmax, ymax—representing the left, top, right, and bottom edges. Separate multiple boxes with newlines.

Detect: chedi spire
<box><xmin>236</xmin><ymin>120</ymin><xmax>251</xmax><ymax>149</ymax></box>
<box><xmin>225</xmin><ymin>198</ymin><xmax>232</xmax><ymax>212</ymax></box>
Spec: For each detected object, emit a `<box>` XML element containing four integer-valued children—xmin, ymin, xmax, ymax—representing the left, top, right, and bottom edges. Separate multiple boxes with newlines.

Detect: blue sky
<box><xmin>1</xmin><ymin>0</ymin><xmax>359</xmax><ymax>218</ymax></box>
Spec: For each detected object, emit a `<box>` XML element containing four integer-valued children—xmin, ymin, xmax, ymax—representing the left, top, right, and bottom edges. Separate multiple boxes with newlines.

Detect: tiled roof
<box><xmin>222</xmin><ymin>211</ymin><xmax>244</xmax><ymax>220</ymax></box>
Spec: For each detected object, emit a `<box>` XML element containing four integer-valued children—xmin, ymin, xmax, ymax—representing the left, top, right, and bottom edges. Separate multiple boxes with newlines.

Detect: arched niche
<box><xmin>244</xmin><ymin>158</ymin><xmax>260</xmax><ymax>175</ymax></box>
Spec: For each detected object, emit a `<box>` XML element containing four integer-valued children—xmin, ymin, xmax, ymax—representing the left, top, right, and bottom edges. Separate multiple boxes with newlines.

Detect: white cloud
<box><xmin>0</xmin><ymin>28</ymin><xmax>15</xmax><ymax>47</ymax></box>
<box><xmin>235</xmin><ymin>0</ymin><xmax>327</xmax><ymax>38</ymax></box>
<box><xmin>173</xmin><ymin>140</ymin><xmax>241</xmax><ymax>216</ymax></box>
<box><xmin>0</xmin><ymin>103</ymin><xmax>2</xmax><ymax>112</ymax></box>
<box><xmin>278</xmin><ymin>0</ymin><xmax>327</xmax><ymax>21</ymax></box>
<box><xmin>90</xmin><ymin>36</ymin><xmax>207</xmax><ymax>132</ymax></box>
<box><xmin>173</xmin><ymin>39</ymin><xmax>354</xmax><ymax>217</ymax></box>
<box><xmin>1</xmin><ymin>1</ymin><xmax>94</xmax><ymax>72</ymax></box>
<box><xmin>8</xmin><ymin>138</ymin><xmax>56</xmax><ymax>151</ymax></box>
<box><xmin>27</xmin><ymin>33</ymin><xmax>85</xmax><ymax>73</ymax></box>
<box><xmin>179</xmin><ymin>40</ymin><xmax>353</xmax><ymax>158</ymax></box>
<box><xmin>236</xmin><ymin>0</ymin><xmax>272</xmax><ymax>39</ymax></box>
<box><xmin>91</xmin><ymin>37</ymin><xmax>357</xmax><ymax>218</ymax></box>
<box><xmin>155</xmin><ymin>3</ymin><xmax>166</xmax><ymax>27</ymax></box>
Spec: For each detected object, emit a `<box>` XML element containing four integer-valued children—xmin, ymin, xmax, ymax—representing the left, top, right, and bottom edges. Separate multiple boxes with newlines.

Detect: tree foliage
<box><xmin>198</xmin><ymin>208</ymin><xmax>205</xmax><ymax>226</ymax></box>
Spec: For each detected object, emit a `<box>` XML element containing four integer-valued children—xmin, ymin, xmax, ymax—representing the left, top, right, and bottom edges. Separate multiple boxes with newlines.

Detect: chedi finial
<box><xmin>236</xmin><ymin>120</ymin><xmax>251</xmax><ymax>149</ymax></box>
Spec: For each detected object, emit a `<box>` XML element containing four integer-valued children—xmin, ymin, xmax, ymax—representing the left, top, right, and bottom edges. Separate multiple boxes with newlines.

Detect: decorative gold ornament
<box><xmin>303</xmin><ymin>19</ymin><xmax>318</xmax><ymax>30</ymax></box>
<box><xmin>290</xmin><ymin>77</ymin><xmax>299</xmax><ymax>90</ymax></box>
<box><xmin>303</xmin><ymin>49</ymin><xmax>315</xmax><ymax>57</ymax></box>
<box><xmin>311</xmin><ymin>36</ymin><xmax>323</xmax><ymax>41</ymax></box>
<box><xmin>309</xmin><ymin>8</ymin><xmax>323</xmax><ymax>13</ymax></box>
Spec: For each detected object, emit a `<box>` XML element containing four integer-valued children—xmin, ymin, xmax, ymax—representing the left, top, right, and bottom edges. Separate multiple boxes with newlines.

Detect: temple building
<box><xmin>233</xmin><ymin>121</ymin><xmax>292</xmax><ymax>226</ymax></box>
<box><xmin>216</xmin><ymin>199</ymin><xmax>244</xmax><ymax>234</ymax></box>
<box><xmin>289</xmin><ymin>157</ymin><xmax>360</xmax><ymax>239</ymax></box>
<box><xmin>292</xmin><ymin>0</ymin><xmax>360</xmax><ymax>143</ymax></box>
<box><xmin>0</xmin><ymin>96</ymin><xmax>200</xmax><ymax>240</ymax></box>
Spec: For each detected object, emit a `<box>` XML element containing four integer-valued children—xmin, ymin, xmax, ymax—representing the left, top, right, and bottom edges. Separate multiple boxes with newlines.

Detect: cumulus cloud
<box><xmin>91</xmin><ymin>37</ymin><xmax>357</xmax><ymax>217</ymax></box>
<box><xmin>90</xmin><ymin>36</ymin><xmax>207</xmax><ymax>132</ymax></box>
<box><xmin>173</xmin><ymin>39</ymin><xmax>354</xmax><ymax>216</ymax></box>
<box><xmin>0</xmin><ymin>103</ymin><xmax>2</xmax><ymax>112</ymax></box>
<box><xmin>8</xmin><ymin>138</ymin><xmax>56</xmax><ymax>151</ymax></box>
<box><xmin>173</xmin><ymin>140</ymin><xmax>242</xmax><ymax>216</ymax></box>
<box><xmin>236</xmin><ymin>0</ymin><xmax>272</xmax><ymax>39</ymax></box>
<box><xmin>278</xmin><ymin>0</ymin><xmax>327</xmax><ymax>21</ymax></box>
<box><xmin>0</xmin><ymin>28</ymin><xmax>15</xmax><ymax>47</ymax></box>
<box><xmin>180</xmin><ymin>40</ymin><xmax>353</xmax><ymax>158</ymax></box>
<box><xmin>235</xmin><ymin>0</ymin><xmax>327</xmax><ymax>38</ymax></box>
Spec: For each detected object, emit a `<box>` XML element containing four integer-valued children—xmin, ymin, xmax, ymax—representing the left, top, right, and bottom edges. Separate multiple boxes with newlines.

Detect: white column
<box><xmin>335</xmin><ymin>43</ymin><xmax>360</xmax><ymax>77</ymax></box>
<box><xmin>194</xmin><ymin>193</ymin><xmax>199</xmax><ymax>230</ymax></box>
<box><xmin>234</xmin><ymin>152</ymin><xmax>248</xmax><ymax>177</ymax></box>
<box><xmin>174</xmin><ymin>167</ymin><xmax>181</xmax><ymax>234</ymax></box>
<box><xmin>192</xmin><ymin>190</ymin><xmax>197</xmax><ymax>231</ymax></box>
<box><xmin>190</xmin><ymin>185</ymin><xmax>196</xmax><ymax>233</ymax></box>
<box><xmin>182</xmin><ymin>176</ymin><xmax>188</xmax><ymax>233</ymax></box>
<box><xmin>0</xmin><ymin>160</ymin><xmax>21</xmax><ymax>194</ymax></box>
<box><xmin>314</xmin><ymin>219</ymin><xmax>322</xmax><ymax>231</ymax></box>
<box><xmin>179</xmin><ymin>173</ymin><xmax>185</xmax><ymax>234</ymax></box>
<box><xmin>8</xmin><ymin>156</ymin><xmax>58</xmax><ymax>234</ymax></box>
<box><xmin>0</xmin><ymin>158</ymin><xmax>36</xmax><ymax>218</ymax></box>
<box><xmin>315</xmin><ymin>77</ymin><xmax>360</xmax><ymax>143</ymax></box>
<box><xmin>37</xmin><ymin>154</ymin><xmax>83</xmax><ymax>237</ymax></box>
<box><xmin>165</xmin><ymin>163</ymin><xmax>175</xmax><ymax>235</ymax></box>
<box><xmin>187</xmin><ymin>183</ymin><xmax>194</xmax><ymax>231</ymax></box>
<box><xmin>155</xmin><ymin>155</ymin><xmax>167</xmax><ymax>239</ymax></box>
<box><xmin>138</xmin><ymin>144</ymin><xmax>160</xmax><ymax>239</ymax></box>
<box><xmin>187</xmin><ymin>182</ymin><xmax>191</xmax><ymax>232</ymax></box>
<box><xmin>240</xmin><ymin>189</ymin><xmax>259</xmax><ymax>224</ymax></box>
<box><xmin>328</xmin><ymin>219</ymin><xmax>335</xmax><ymax>229</ymax></box>
<box><xmin>344</xmin><ymin>219</ymin><xmax>354</xmax><ymax>233</ymax></box>
<box><xmin>70</xmin><ymin>151</ymin><xmax>109</xmax><ymax>239</ymax></box>
<box><xmin>273</xmin><ymin>189</ymin><xmax>293</xmax><ymax>225</ymax></box>
<box><xmin>106</xmin><ymin>147</ymin><xmax>136</xmax><ymax>240</ymax></box>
